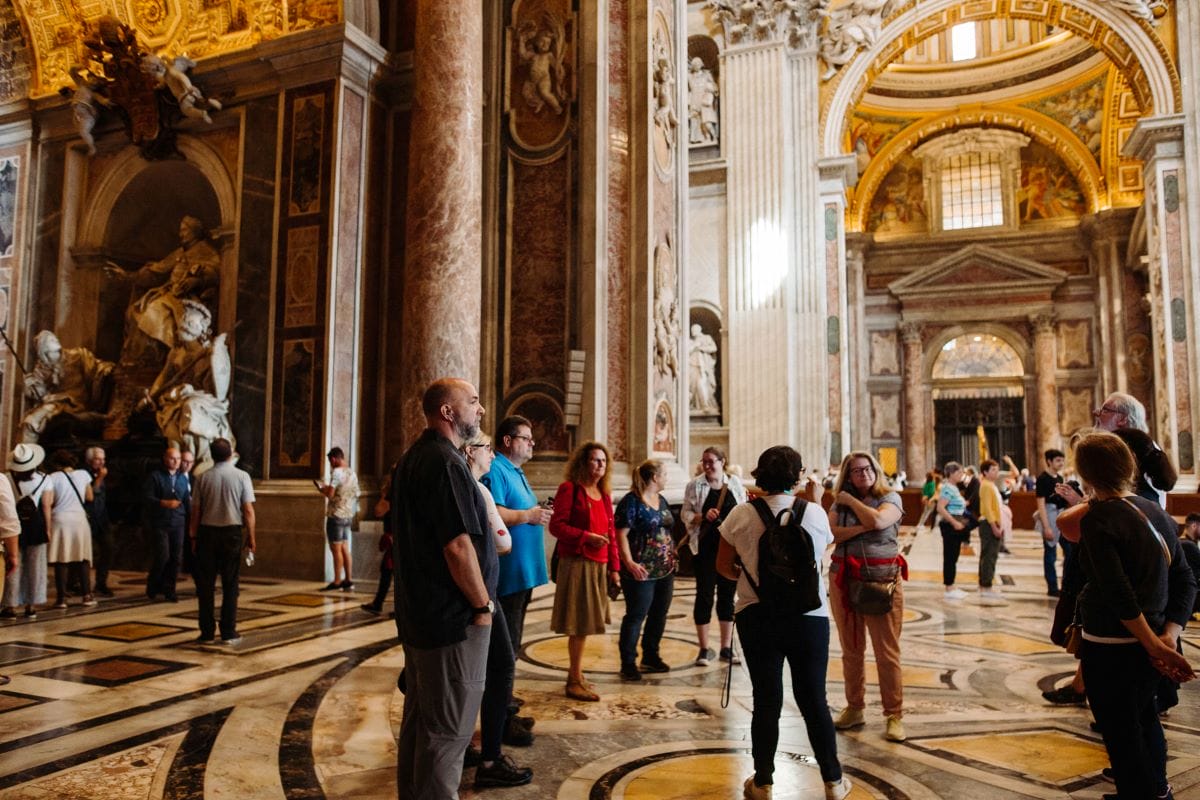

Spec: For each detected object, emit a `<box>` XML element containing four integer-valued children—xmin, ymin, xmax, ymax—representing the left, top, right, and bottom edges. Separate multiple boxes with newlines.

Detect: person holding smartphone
<box><xmin>316</xmin><ymin>447</ymin><xmax>359</xmax><ymax>591</ymax></box>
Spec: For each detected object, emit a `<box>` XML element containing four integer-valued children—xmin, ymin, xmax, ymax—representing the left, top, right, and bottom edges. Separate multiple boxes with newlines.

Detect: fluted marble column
<box><xmin>1126</xmin><ymin>117</ymin><xmax>1196</xmax><ymax>479</ymax></box>
<box><xmin>399</xmin><ymin>0</ymin><xmax>483</xmax><ymax>443</ymax></box>
<box><xmin>900</xmin><ymin>322</ymin><xmax>925</xmax><ymax>477</ymax></box>
<box><xmin>714</xmin><ymin>3</ymin><xmax>828</xmax><ymax>469</ymax></box>
<box><xmin>1031</xmin><ymin>313</ymin><xmax>1059</xmax><ymax>454</ymax></box>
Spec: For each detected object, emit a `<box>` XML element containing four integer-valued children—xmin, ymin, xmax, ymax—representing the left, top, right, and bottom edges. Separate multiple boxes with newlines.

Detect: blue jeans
<box><xmin>1082</xmin><ymin>640</ymin><xmax>1169</xmax><ymax>798</ymax></box>
<box><xmin>736</xmin><ymin>604</ymin><xmax>842</xmax><ymax>785</ymax></box>
<box><xmin>619</xmin><ymin>573</ymin><xmax>674</xmax><ymax>667</ymax></box>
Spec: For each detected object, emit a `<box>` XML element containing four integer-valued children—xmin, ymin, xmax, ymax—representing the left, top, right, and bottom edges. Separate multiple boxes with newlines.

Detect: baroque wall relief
<box><xmin>653</xmin><ymin>237</ymin><xmax>680</xmax><ymax>381</ymax></box>
<box><xmin>507</xmin><ymin>0</ymin><xmax>574</xmax><ymax>151</ymax></box>
<box><xmin>871</xmin><ymin>392</ymin><xmax>900</xmax><ymax>439</ymax></box>
<box><xmin>651</xmin><ymin>11</ymin><xmax>678</xmax><ymax>177</ymax></box>
<box><xmin>1058</xmin><ymin>387</ymin><xmax>1094</xmax><ymax>438</ymax></box>
<box><xmin>1056</xmin><ymin>319</ymin><xmax>1092</xmax><ymax>369</ymax></box>
<box><xmin>869</xmin><ymin>329</ymin><xmax>899</xmax><ymax>376</ymax></box>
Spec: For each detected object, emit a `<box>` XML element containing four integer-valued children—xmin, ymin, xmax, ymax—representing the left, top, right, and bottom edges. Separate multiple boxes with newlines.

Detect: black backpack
<box><xmin>14</xmin><ymin>474</ymin><xmax>48</xmax><ymax>548</ymax></box>
<box><xmin>745</xmin><ymin>496</ymin><xmax>821</xmax><ymax>614</ymax></box>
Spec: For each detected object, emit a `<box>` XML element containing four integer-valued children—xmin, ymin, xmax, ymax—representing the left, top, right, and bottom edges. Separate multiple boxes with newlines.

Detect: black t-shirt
<box><xmin>392</xmin><ymin>429</ymin><xmax>497</xmax><ymax>648</ymax></box>
<box><xmin>1036</xmin><ymin>471</ymin><xmax>1068</xmax><ymax>510</ymax></box>
<box><xmin>1181</xmin><ymin>539</ymin><xmax>1200</xmax><ymax>613</ymax></box>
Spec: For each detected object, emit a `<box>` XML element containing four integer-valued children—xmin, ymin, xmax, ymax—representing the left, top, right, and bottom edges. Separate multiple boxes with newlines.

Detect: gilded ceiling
<box><xmin>4</xmin><ymin>0</ymin><xmax>340</xmax><ymax>100</ymax></box>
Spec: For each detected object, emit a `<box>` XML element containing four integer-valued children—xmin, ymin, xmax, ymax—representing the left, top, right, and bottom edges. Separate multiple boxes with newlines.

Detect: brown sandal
<box><xmin>565</xmin><ymin>679</ymin><xmax>600</xmax><ymax>702</ymax></box>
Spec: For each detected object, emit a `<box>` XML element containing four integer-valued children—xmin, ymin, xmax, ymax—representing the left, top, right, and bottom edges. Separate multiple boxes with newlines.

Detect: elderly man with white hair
<box><xmin>1092</xmin><ymin>392</ymin><xmax>1176</xmax><ymax>506</ymax></box>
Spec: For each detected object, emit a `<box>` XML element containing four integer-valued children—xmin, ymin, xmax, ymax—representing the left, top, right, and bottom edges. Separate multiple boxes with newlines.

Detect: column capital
<box><xmin>899</xmin><ymin>321</ymin><xmax>923</xmax><ymax>345</ymax></box>
<box><xmin>707</xmin><ymin>0</ymin><xmax>822</xmax><ymax>51</ymax></box>
<box><xmin>818</xmin><ymin>154</ymin><xmax>858</xmax><ymax>196</ymax></box>
<box><xmin>1029</xmin><ymin>312</ymin><xmax>1057</xmax><ymax>335</ymax></box>
<box><xmin>1122</xmin><ymin>114</ymin><xmax>1186</xmax><ymax>163</ymax></box>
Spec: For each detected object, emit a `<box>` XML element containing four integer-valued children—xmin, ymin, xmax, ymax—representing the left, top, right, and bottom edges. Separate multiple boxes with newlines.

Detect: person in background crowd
<box><xmin>1035</xmin><ymin>449</ymin><xmax>1069</xmax><ymax>597</ymax></box>
<box><xmin>615</xmin><ymin>459</ymin><xmax>677</xmax><ymax>681</ymax></box>
<box><xmin>84</xmin><ymin>446</ymin><xmax>113</xmax><ymax>597</ymax></box>
<box><xmin>317</xmin><ymin>446</ymin><xmax>359</xmax><ymax>592</ymax></box>
<box><xmin>483</xmin><ymin>415</ymin><xmax>551</xmax><ymax>742</ymax></box>
<box><xmin>681</xmin><ymin>445</ymin><xmax>746</xmax><ymax>667</ymax></box>
<box><xmin>45</xmin><ymin>449</ymin><xmax>94</xmax><ymax>609</ymax></box>
<box><xmin>935</xmin><ymin>462</ymin><xmax>971</xmax><ymax>601</ymax></box>
<box><xmin>717</xmin><ymin>445</ymin><xmax>851</xmax><ymax>800</ymax></box>
<box><xmin>1092</xmin><ymin>392</ymin><xmax>1176</xmax><ymax>507</ymax></box>
<box><xmin>2</xmin><ymin>445</ymin><xmax>48</xmax><ymax>620</ymax></box>
<box><xmin>189</xmin><ymin>437</ymin><xmax>255</xmax><ymax>645</ymax></box>
<box><xmin>549</xmin><ymin>441</ymin><xmax>620</xmax><ymax>702</ymax></box>
<box><xmin>145</xmin><ymin>446</ymin><xmax>189</xmax><ymax>602</ymax></box>
<box><xmin>827</xmin><ymin>450</ymin><xmax>907</xmax><ymax>743</ymax></box>
<box><xmin>1180</xmin><ymin>514</ymin><xmax>1200</xmax><ymax>616</ymax></box>
<box><xmin>975</xmin><ymin>459</ymin><xmax>1007</xmax><ymax>605</ymax></box>
<box><xmin>361</xmin><ymin>462</ymin><xmax>397</xmax><ymax>615</ymax></box>
<box><xmin>0</xmin><ymin>462</ymin><xmax>20</xmax><ymax>684</ymax></box>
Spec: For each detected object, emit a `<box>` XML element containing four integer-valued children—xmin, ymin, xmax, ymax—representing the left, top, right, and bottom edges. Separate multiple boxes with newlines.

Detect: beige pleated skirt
<box><xmin>47</xmin><ymin>510</ymin><xmax>92</xmax><ymax>563</ymax></box>
<box><xmin>551</xmin><ymin>554</ymin><xmax>610</xmax><ymax>635</ymax></box>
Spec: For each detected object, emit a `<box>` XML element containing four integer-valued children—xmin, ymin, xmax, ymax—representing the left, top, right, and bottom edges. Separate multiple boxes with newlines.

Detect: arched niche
<box><xmin>925</xmin><ymin>324</ymin><xmax>1030</xmax><ymax>382</ymax></box>
<box><xmin>73</xmin><ymin>137</ymin><xmax>238</xmax><ymax>360</ymax></box>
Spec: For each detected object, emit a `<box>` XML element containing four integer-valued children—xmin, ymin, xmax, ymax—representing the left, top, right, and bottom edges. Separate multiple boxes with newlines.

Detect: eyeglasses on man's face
<box><xmin>1094</xmin><ymin>405</ymin><xmax>1125</xmax><ymax>417</ymax></box>
<box><xmin>510</xmin><ymin>434</ymin><xmax>535</xmax><ymax>445</ymax></box>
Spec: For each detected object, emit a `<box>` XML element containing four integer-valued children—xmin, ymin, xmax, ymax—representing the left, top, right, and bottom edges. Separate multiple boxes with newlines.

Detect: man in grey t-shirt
<box><xmin>189</xmin><ymin>438</ymin><xmax>256</xmax><ymax>644</ymax></box>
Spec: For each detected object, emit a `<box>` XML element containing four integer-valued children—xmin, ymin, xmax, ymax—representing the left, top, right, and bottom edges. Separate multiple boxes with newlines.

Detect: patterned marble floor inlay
<box><xmin>3</xmin><ymin>528</ymin><xmax>1200</xmax><ymax>799</ymax></box>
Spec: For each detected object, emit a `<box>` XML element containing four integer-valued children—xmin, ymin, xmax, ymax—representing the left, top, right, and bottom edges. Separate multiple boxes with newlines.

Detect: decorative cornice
<box><xmin>706</xmin><ymin>0</ymin><xmax>824</xmax><ymax>50</ymax></box>
<box><xmin>1121</xmin><ymin>113</ymin><xmax>1185</xmax><ymax>163</ymax></box>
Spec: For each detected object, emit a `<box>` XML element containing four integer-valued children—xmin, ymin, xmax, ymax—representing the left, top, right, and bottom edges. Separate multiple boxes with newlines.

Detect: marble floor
<box><xmin>3</xmin><ymin>524</ymin><xmax>1200</xmax><ymax>799</ymax></box>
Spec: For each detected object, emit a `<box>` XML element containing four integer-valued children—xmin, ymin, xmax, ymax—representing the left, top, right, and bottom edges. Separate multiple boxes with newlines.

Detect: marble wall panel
<box><xmin>272</xmin><ymin>83</ymin><xmax>335</xmax><ymax>478</ymax></box>
<box><xmin>357</xmin><ymin>99</ymin><xmax>388</xmax><ymax>474</ymax></box>
<box><xmin>1120</xmin><ymin>268</ymin><xmax>1154</xmax><ymax>432</ymax></box>
<box><xmin>330</xmin><ymin>88</ymin><xmax>365</xmax><ymax>455</ymax></box>
<box><xmin>1056</xmin><ymin>319</ymin><xmax>1092</xmax><ymax>368</ymax></box>
<box><xmin>0</xmin><ymin>144</ymin><xmax>27</xmax><ymax>453</ymax></box>
<box><xmin>869</xmin><ymin>330</ymin><xmax>899</xmax><ymax>375</ymax></box>
<box><xmin>826</xmin><ymin>204</ymin><xmax>843</xmax><ymax>459</ymax></box>
<box><xmin>510</xmin><ymin>392</ymin><xmax>569</xmax><ymax>457</ymax></box>
<box><xmin>871</xmin><ymin>393</ymin><xmax>901</xmax><ymax>439</ymax></box>
<box><xmin>1163</xmin><ymin>171</ymin><xmax>1193</xmax><ymax>470</ymax></box>
<box><xmin>1058</xmin><ymin>387</ymin><xmax>1094</xmax><ymax>438</ymax></box>
<box><xmin>507</xmin><ymin>153</ymin><xmax>571</xmax><ymax>390</ymax></box>
<box><xmin>606</xmin><ymin>0</ymin><xmax>631</xmax><ymax>462</ymax></box>
<box><xmin>687</xmin><ymin>192</ymin><xmax>724</xmax><ymax>308</ymax></box>
<box><xmin>382</xmin><ymin>108</ymin><xmax>411</xmax><ymax>464</ymax></box>
<box><xmin>232</xmin><ymin>95</ymin><xmax>280</xmax><ymax>479</ymax></box>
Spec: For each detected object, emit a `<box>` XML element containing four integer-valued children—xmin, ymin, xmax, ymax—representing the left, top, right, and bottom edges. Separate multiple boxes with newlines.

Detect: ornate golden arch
<box><xmin>850</xmin><ymin>106</ymin><xmax>1106</xmax><ymax>232</ymax></box>
<box><xmin>820</xmin><ymin>0</ymin><xmax>1181</xmax><ymax>159</ymax></box>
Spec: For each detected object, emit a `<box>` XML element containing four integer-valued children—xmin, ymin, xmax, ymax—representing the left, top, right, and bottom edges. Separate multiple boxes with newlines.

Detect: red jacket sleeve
<box><xmin>549</xmin><ymin>482</ymin><xmax>587</xmax><ymax>547</ymax></box>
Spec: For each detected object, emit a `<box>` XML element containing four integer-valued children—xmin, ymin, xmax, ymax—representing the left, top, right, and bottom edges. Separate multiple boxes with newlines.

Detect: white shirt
<box><xmin>719</xmin><ymin>494</ymin><xmax>833</xmax><ymax>616</ymax></box>
<box><xmin>326</xmin><ymin>466</ymin><xmax>360</xmax><ymax>519</ymax></box>
<box><xmin>477</xmin><ymin>481</ymin><xmax>511</xmax><ymax>554</ymax></box>
<box><xmin>48</xmin><ymin>470</ymin><xmax>91</xmax><ymax>513</ymax></box>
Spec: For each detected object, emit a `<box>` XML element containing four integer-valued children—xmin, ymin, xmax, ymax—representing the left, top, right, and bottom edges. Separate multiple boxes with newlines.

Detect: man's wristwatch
<box><xmin>472</xmin><ymin>600</ymin><xmax>495</xmax><ymax>616</ymax></box>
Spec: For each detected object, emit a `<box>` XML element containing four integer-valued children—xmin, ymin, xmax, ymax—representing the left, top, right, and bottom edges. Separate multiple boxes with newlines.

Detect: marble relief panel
<box><xmin>871</xmin><ymin>393</ymin><xmax>901</xmax><ymax>439</ymax></box>
<box><xmin>284</xmin><ymin>226</ymin><xmax>320</xmax><ymax>328</ymax></box>
<box><xmin>507</xmin><ymin>0</ymin><xmax>574</xmax><ymax>151</ymax></box>
<box><xmin>330</xmin><ymin>88</ymin><xmax>364</xmax><ymax>451</ymax></box>
<box><xmin>869</xmin><ymin>330</ymin><xmax>899</xmax><ymax>375</ymax></box>
<box><xmin>279</xmin><ymin>338</ymin><xmax>316</xmax><ymax>468</ymax></box>
<box><xmin>288</xmin><ymin>94</ymin><xmax>327</xmax><ymax>217</ymax></box>
<box><xmin>1056</xmin><ymin>320</ymin><xmax>1091</xmax><ymax>369</ymax></box>
<box><xmin>1058</xmin><ymin>387</ymin><xmax>1093</xmax><ymax>439</ymax></box>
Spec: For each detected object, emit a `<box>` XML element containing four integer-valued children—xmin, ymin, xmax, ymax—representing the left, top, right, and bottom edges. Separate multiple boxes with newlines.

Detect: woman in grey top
<box><xmin>827</xmin><ymin>450</ymin><xmax>907</xmax><ymax>742</ymax></box>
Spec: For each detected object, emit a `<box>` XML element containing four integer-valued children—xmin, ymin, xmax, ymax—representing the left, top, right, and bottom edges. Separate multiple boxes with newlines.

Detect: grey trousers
<box><xmin>978</xmin><ymin>520</ymin><xmax>1001</xmax><ymax>588</ymax></box>
<box><xmin>397</xmin><ymin>623</ymin><xmax>491</xmax><ymax>799</ymax></box>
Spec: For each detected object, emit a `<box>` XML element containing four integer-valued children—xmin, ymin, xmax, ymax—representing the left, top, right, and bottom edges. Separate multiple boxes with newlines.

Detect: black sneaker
<box><xmin>464</xmin><ymin>745</ymin><xmax>482</xmax><ymax>768</ymax></box>
<box><xmin>474</xmin><ymin>755</ymin><xmax>533</xmax><ymax>788</ymax></box>
<box><xmin>320</xmin><ymin>582</ymin><xmax>340</xmax><ymax>591</ymax></box>
<box><xmin>640</xmin><ymin>657</ymin><xmax>670</xmax><ymax>673</ymax></box>
<box><xmin>719</xmin><ymin>647</ymin><xmax>741</xmax><ymax>665</ymax></box>
<box><xmin>1042</xmin><ymin>685</ymin><xmax>1087</xmax><ymax>705</ymax></box>
<box><xmin>502</xmin><ymin>718</ymin><xmax>534</xmax><ymax>746</ymax></box>
<box><xmin>512</xmin><ymin>714</ymin><xmax>535</xmax><ymax>730</ymax></box>
<box><xmin>341</xmin><ymin>580</ymin><xmax>355</xmax><ymax>592</ymax></box>
<box><xmin>360</xmin><ymin>604</ymin><xmax>382</xmax><ymax>615</ymax></box>
<box><xmin>620</xmin><ymin>664</ymin><xmax>643</xmax><ymax>681</ymax></box>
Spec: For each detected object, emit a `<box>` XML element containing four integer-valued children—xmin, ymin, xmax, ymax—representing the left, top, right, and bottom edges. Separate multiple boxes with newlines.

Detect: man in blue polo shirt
<box><xmin>484</xmin><ymin>415</ymin><xmax>551</xmax><ymax>743</ymax></box>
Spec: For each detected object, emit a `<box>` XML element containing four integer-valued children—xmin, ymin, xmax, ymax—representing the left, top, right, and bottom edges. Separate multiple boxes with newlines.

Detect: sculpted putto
<box><xmin>138</xmin><ymin>300</ymin><xmax>233</xmax><ymax>474</ymax></box>
<box><xmin>652</xmin><ymin>35</ymin><xmax>679</xmax><ymax>149</ymax></box>
<box><xmin>140</xmin><ymin>54</ymin><xmax>222</xmax><ymax>124</ymax></box>
<box><xmin>819</xmin><ymin>0</ymin><xmax>897</xmax><ymax>79</ymax></box>
<box><xmin>517</xmin><ymin>13</ymin><xmax>568</xmax><ymax>115</ymax></box>
<box><xmin>20</xmin><ymin>331</ymin><xmax>114</xmax><ymax>443</ymax></box>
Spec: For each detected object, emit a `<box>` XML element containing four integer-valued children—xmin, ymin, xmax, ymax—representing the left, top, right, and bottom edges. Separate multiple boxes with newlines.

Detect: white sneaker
<box><xmin>944</xmin><ymin>588</ymin><xmax>967</xmax><ymax>601</ymax></box>
<box><xmin>979</xmin><ymin>589</ymin><xmax>1008</xmax><ymax>606</ymax></box>
<box><xmin>825</xmin><ymin>776</ymin><xmax>852</xmax><ymax>800</ymax></box>
<box><xmin>743</xmin><ymin>775</ymin><xmax>771</xmax><ymax>800</ymax></box>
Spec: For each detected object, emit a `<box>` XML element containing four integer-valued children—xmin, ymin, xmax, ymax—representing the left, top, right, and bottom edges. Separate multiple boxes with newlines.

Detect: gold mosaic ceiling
<box><xmin>10</xmin><ymin>0</ymin><xmax>341</xmax><ymax>98</ymax></box>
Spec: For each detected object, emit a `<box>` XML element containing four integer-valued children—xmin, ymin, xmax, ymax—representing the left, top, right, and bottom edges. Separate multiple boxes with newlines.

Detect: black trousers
<box><xmin>92</xmin><ymin>523</ymin><xmax>114</xmax><ymax>589</ymax></box>
<box><xmin>195</xmin><ymin>524</ymin><xmax>243</xmax><ymax>640</ymax></box>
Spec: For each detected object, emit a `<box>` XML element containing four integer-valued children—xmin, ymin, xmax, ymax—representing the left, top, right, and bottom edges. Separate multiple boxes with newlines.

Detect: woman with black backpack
<box><xmin>1</xmin><ymin>444</ymin><xmax>50</xmax><ymax>619</ymax></box>
<box><xmin>716</xmin><ymin>445</ymin><xmax>851</xmax><ymax>800</ymax></box>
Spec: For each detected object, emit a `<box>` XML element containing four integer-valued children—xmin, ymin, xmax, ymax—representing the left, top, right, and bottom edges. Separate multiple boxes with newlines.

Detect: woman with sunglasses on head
<box><xmin>549</xmin><ymin>441</ymin><xmax>621</xmax><ymax>702</ymax></box>
<box><xmin>681</xmin><ymin>446</ymin><xmax>746</xmax><ymax>667</ymax></box>
<box><xmin>1073</xmin><ymin>431</ymin><xmax>1195</xmax><ymax>800</ymax></box>
<box><xmin>827</xmin><ymin>450</ymin><xmax>907</xmax><ymax>743</ymax></box>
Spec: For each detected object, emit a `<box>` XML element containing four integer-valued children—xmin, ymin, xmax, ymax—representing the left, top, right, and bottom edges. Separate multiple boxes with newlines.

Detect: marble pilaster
<box><xmin>1082</xmin><ymin>212</ymin><xmax>1130</xmax><ymax>397</ymax></box>
<box><xmin>845</xmin><ymin>233</ymin><xmax>870</xmax><ymax>449</ymax></box>
<box><xmin>399</xmin><ymin>0</ymin><xmax>484</xmax><ymax>445</ymax></box>
<box><xmin>819</xmin><ymin>155</ymin><xmax>856</xmax><ymax>464</ymax></box>
<box><xmin>715</xmin><ymin>3</ymin><xmax>827</xmax><ymax>470</ymax></box>
<box><xmin>899</xmin><ymin>322</ymin><xmax>925</xmax><ymax>477</ymax></box>
<box><xmin>1031</xmin><ymin>313</ymin><xmax>1059</xmax><ymax>454</ymax></box>
<box><xmin>0</xmin><ymin>120</ymin><xmax>33</xmax><ymax>458</ymax></box>
<box><xmin>1125</xmin><ymin>117</ymin><xmax>1196</xmax><ymax>477</ymax></box>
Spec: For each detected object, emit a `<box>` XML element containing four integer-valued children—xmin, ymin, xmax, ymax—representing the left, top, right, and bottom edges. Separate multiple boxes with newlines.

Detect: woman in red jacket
<box><xmin>550</xmin><ymin>441</ymin><xmax>620</xmax><ymax>701</ymax></box>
